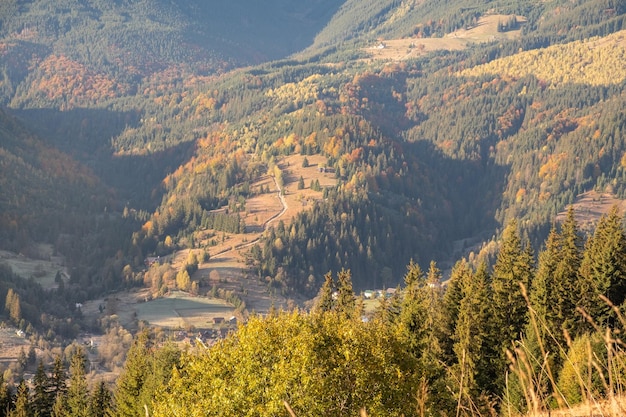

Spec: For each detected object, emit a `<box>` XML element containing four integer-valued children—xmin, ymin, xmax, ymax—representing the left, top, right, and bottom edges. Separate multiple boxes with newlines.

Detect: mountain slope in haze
<box><xmin>0</xmin><ymin>0</ymin><xmax>345</xmax><ymax>107</ymax></box>
<box><xmin>0</xmin><ymin>107</ymin><xmax>112</xmax><ymax>249</ymax></box>
<box><xmin>1</xmin><ymin>0</ymin><xmax>626</xmax><ymax>295</ymax></box>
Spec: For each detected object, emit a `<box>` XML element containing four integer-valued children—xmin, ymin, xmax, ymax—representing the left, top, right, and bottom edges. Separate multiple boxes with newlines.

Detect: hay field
<box><xmin>0</xmin><ymin>247</ymin><xmax>66</xmax><ymax>289</ymax></box>
<box><xmin>135</xmin><ymin>291</ymin><xmax>234</xmax><ymax>329</ymax></box>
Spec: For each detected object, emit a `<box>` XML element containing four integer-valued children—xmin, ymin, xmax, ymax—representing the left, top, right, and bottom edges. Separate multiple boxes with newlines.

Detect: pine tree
<box><xmin>88</xmin><ymin>381</ymin><xmax>112</xmax><ymax>417</ymax></box>
<box><xmin>491</xmin><ymin>220</ymin><xmax>534</xmax><ymax>396</ymax></box>
<box><xmin>555</xmin><ymin>207</ymin><xmax>584</xmax><ymax>338</ymax></box>
<box><xmin>397</xmin><ymin>260</ymin><xmax>426</xmax><ymax>354</ymax></box>
<box><xmin>49</xmin><ymin>356</ymin><xmax>66</xmax><ymax>400</ymax></box>
<box><xmin>0</xmin><ymin>375</ymin><xmax>11</xmax><ymax>417</ymax></box>
<box><xmin>114</xmin><ymin>331</ymin><xmax>152</xmax><ymax>417</ymax></box>
<box><xmin>453</xmin><ymin>261</ymin><xmax>498</xmax><ymax>403</ymax></box>
<box><xmin>335</xmin><ymin>269</ymin><xmax>355</xmax><ymax>319</ymax></box>
<box><xmin>441</xmin><ymin>259</ymin><xmax>472</xmax><ymax>365</ymax></box>
<box><xmin>530</xmin><ymin>227</ymin><xmax>562</xmax><ymax>358</ymax></box>
<box><xmin>579</xmin><ymin>206</ymin><xmax>626</xmax><ymax>328</ymax></box>
<box><xmin>492</xmin><ymin>220</ymin><xmax>534</xmax><ymax>349</ymax></box>
<box><xmin>32</xmin><ymin>361</ymin><xmax>52</xmax><ymax>417</ymax></box>
<box><xmin>315</xmin><ymin>272</ymin><xmax>335</xmax><ymax>313</ymax></box>
<box><xmin>65</xmin><ymin>349</ymin><xmax>89</xmax><ymax>417</ymax></box>
<box><xmin>11</xmin><ymin>380</ymin><xmax>29</xmax><ymax>417</ymax></box>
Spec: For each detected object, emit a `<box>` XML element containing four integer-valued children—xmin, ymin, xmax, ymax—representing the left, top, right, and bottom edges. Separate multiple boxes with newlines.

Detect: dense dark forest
<box><xmin>1</xmin><ymin>0</ymin><xmax>626</xmax><ymax>415</ymax></box>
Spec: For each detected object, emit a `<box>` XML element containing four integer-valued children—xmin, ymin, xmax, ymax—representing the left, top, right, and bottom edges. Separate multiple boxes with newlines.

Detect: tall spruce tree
<box><xmin>441</xmin><ymin>259</ymin><xmax>472</xmax><ymax>365</ymax></box>
<box><xmin>453</xmin><ymin>261</ymin><xmax>497</xmax><ymax>402</ymax></box>
<box><xmin>11</xmin><ymin>380</ymin><xmax>29</xmax><ymax>417</ymax></box>
<box><xmin>315</xmin><ymin>272</ymin><xmax>335</xmax><ymax>313</ymax></box>
<box><xmin>114</xmin><ymin>331</ymin><xmax>152</xmax><ymax>417</ymax></box>
<box><xmin>492</xmin><ymin>221</ymin><xmax>534</xmax><ymax>347</ymax></box>
<box><xmin>555</xmin><ymin>207</ymin><xmax>584</xmax><ymax>338</ymax></box>
<box><xmin>88</xmin><ymin>381</ymin><xmax>112</xmax><ymax>417</ymax></box>
<box><xmin>32</xmin><ymin>361</ymin><xmax>52</xmax><ymax>417</ymax></box>
<box><xmin>579</xmin><ymin>206</ymin><xmax>626</xmax><ymax>328</ymax></box>
<box><xmin>65</xmin><ymin>349</ymin><xmax>89</xmax><ymax>417</ymax></box>
<box><xmin>530</xmin><ymin>227</ymin><xmax>562</xmax><ymax>358</ymax></box>
<box><xmin>491</xmin><ymin>220</ymin><xmax>534</xmax><ymax>398</ymax></box>
<box><xmin>335</xmin><ymin>269</ymin><xmax>356</xmax><ymax>319</ymax></box>
<box><xmin>398</xmin><ymin>260</ymin><xmax>427</xmax><ymax>355</ymax></box>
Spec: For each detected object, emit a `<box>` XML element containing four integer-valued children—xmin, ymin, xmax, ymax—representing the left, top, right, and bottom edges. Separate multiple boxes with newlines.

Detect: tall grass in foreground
<box><xmin>507</xmin><ymin>287</ymin><xmax>626</xmax><ymax>417</ymax></box>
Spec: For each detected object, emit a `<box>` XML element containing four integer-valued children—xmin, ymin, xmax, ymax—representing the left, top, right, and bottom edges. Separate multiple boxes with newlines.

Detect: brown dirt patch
<box><xmin>556</xmin><ymin>190</ymin><xmax>626</xmax><ymax>232</ymax></box>
<box><xmin>0</xmin><ymin>327</ymin><xmax>31</xmax><ymax>368</ymax></box>
<box><xmin>364</xmin><ymin>14</ymin><xmax>525</xmax><ymax>61</ymax></box>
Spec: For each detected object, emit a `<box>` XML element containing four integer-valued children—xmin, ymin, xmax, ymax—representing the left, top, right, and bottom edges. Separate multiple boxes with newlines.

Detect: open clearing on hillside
<box><xmin>556</xmin><ymin>190</ymin><xmax>626</xmax><ymax>231</ymax></box>
<box><xmin>365</xmin><ymin>14</ymin><xmax>525</xmax><ymax>61</ymax></box>
<box><xmin>135</xmin><ymin>291</ymin><xmax>235</xmax><ymax>329</ymax></box>
<box><xmin>0</xmin><ymin>328</ymin><xmax>31</xmax><ymax>368</ymax></box>
<box><xmin>0</xmin><ymin>244</ymin><xmax>66</xmax><ymax>289</ymax></box>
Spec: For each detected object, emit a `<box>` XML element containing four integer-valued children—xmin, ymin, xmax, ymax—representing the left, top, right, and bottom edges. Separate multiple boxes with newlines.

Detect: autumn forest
<box><xmin>1</xmin><ymin>0</ymin><xmax>626</xmax><ymax>415</ymax></box>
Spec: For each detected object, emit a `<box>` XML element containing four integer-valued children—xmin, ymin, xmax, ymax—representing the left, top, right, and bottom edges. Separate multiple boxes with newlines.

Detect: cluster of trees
<box><xmin>68</xmin><ymin>207</ymin><xmax>622</xmax><ymax>416</ymax></box>
<box><xmin>0</xmin><ymin>331</ymin><xmax>183</xmax><ymax>417</ymax></box>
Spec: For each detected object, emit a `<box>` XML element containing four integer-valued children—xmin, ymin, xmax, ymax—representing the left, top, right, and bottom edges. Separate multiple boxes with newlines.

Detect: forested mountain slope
<box><xmin>0</xmin><ymin>0</ymin><xmax>625</xmax><ymax>295</ymax></box>
<box><xmin>0</xmin><ymin>0</ymin><xmax>345</xmax><ymax>106</ymax></box>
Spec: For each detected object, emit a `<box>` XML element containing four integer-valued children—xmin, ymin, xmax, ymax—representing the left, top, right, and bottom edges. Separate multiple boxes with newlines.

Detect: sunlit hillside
<box><xmin>459</xmin><ymin>30</ymin><xmax>626</xmax><ymax>86</ymax></box>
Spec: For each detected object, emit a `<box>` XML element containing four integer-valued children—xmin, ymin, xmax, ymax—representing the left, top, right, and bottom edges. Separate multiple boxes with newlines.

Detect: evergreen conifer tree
<box><xmin>335</xmin><ymin>269</ymin><xmax>355</xmax><ymax>319</ymax></box>
<box><xmin>315</xmin><ymin>272</ymin><xmax>335</xmax><ymax>313</ymax></box>
<box><xmin>65</xmin><ymin>349</ymin><xmax>89</xmax><ymax>417</ymax></box>
<box><xmin>88</xmin><ymin>381</ymin><xmax>112</xmax><ymax>417</ymax></box>
<box><xmin>492</xmin><ymin>221</ymin><xmax>534</xmax><ymax>349</ymax></box>
<box><xmin>0</xmin><ymin>375</ymin><xmax>11</xmax><ymax>417</ymax></box>
<box><xmin>441</xmin><ymin>259</ymin><xmax>472</xmax><ymax>364</ymax></box>
<box><xmin>32</xmin><ymin>361</ymin><xmax>52</xmax><ymax>417</ymax></box>
<box><xmin>114</xmin><ymin>331</ymin><xmax>152</xmax><ymax>417</ymax></box>
<box><xmin>579</xmin><ymin>206</ymin><xmax>626</xmax><ymax>328</ymax></box>
<box><xmin>11</xmin><ymin>380</ymin><xmax>29</xmax><ymax>417</ymax></box>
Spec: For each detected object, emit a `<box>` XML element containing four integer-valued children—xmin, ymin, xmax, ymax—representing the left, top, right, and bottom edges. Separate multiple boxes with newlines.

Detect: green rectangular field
<box><xmin>136</xmin><ymin>291</ymin><xmax>235</xmax><ymax>329</ymax></box>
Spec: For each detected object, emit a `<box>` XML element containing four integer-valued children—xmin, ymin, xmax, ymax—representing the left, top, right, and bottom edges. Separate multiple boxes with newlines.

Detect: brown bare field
<box><xmin>556</xmin><ymin>190</ymin><xmax>626</xmax><ymax>231</ymax></box>
<box><xmin>0</xmin><ymin>328</ymin><xmax>31</xmax><ymax>368</ymax></box>
<box><xmin>278</xmin><ymin>154</ymin><xmax>338</xmax><ymax>224</ymax></box>
<box><xmin>364</xmin><ymin>14</ymin><xmax>525</xmax><ymax>61</ymax></box>
<box><xmin>179</xmin><ymin>154</ymin><xmax>336</xmax><ymax>315</ymax></box>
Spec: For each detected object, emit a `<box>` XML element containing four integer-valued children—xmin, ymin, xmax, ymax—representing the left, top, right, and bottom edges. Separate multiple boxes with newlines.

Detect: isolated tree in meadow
<box><xmin>175</xmin><ymin>269</ymin><xmax>191</xmax><ymax>291</ymax></box>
